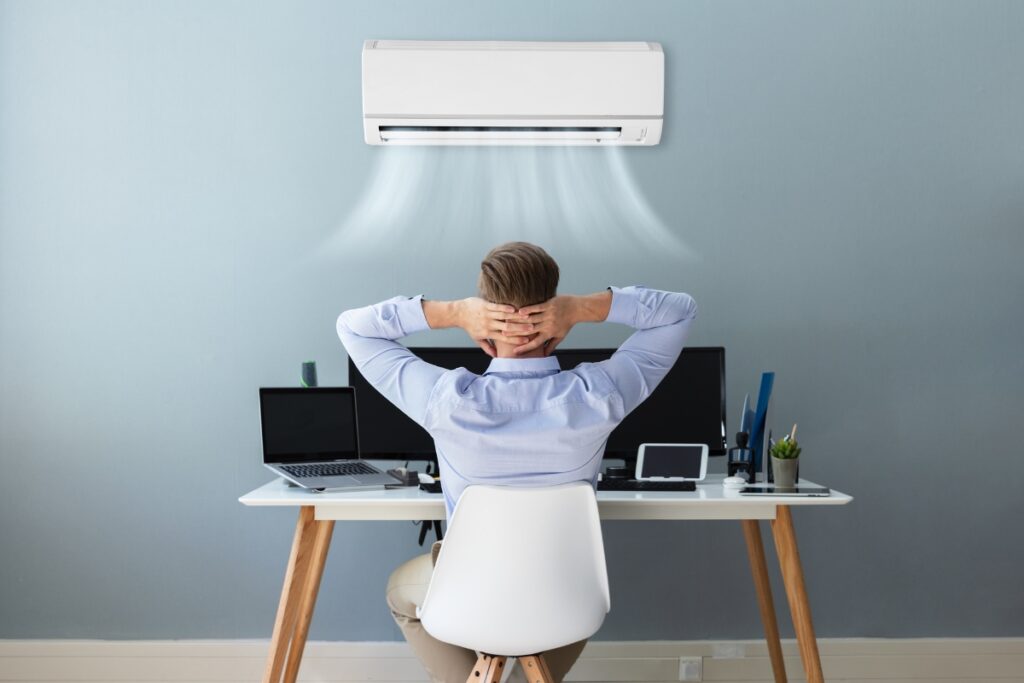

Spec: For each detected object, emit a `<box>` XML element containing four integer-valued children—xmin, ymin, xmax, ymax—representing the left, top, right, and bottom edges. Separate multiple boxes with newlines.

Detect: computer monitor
<box><xmin>347</xmin><ymin>347</ymin><xmax>726</xmax><ymax>460</ymax></box>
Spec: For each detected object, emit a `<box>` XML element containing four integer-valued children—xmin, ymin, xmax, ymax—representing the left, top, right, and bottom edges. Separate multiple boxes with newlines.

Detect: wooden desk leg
<box><xmin>283</xmin><ymin>518</ymin><xmax>335</xmax><ymax>683</ymax></box>
<box><xmin>263</xmin><ymin>506</ymin><xmax>317</xmax><ymax>683</ymax></box>
<box><xmin>741</xmin><ymin>520</ymin><xmax>787</xmax><ymax>683</ymax></box>
<box><xmin>771</xmin><ymin>506</ymin><xmax>824</xmax><ymax>683</ymax></box>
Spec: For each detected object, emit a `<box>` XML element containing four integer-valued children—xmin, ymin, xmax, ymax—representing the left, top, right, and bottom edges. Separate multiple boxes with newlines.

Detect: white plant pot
<box><xmin>772</xmin><ymin>456</ymin><xmax>799</xmax><ymax>488</ymax></box>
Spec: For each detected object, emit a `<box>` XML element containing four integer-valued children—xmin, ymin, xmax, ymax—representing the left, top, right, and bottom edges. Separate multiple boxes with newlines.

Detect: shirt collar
<box><xmin>483</xmin><ymin>356</ymin><xmax>561</xmax><ymax>375</ymax></box>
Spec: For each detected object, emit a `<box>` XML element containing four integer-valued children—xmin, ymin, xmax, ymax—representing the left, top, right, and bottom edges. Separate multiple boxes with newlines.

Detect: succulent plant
<box><xmin>770</xmin><ymin>438</ymin><xmax>802</xmax><ymax>460</ymax></box>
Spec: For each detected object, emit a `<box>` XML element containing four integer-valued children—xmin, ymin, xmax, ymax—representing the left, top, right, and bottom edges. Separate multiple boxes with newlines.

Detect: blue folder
<box><xmin>749</xmin><ymin>372</ymin><xmax>774</xmax><ymax>478</ymax></box>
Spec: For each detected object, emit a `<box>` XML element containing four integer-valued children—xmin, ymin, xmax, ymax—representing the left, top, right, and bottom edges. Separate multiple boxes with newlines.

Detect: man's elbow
<box><xmin>682</xmin><ymin>294</ymin><xmax>697</xmax><ymax>321</ymax></box>
<box><xmin>336</xmin><ymin>310</ymin><xmax>358</xmax><ymax>340</ymax></box>
<box><xmin>664</xmin><ymin>292</ymin><xmax>697</xmax><ymax>324</ymax></box>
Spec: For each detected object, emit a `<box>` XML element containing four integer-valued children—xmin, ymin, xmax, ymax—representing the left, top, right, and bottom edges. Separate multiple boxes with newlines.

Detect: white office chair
<box><xmin>417</xmin><ymin>483</ymin><xmax>611</xmax><ymax>683</ymax></box>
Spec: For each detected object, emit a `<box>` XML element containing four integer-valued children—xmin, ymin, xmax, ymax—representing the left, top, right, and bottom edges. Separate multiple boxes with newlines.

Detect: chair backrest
<box><xmin>418</xmin><ymin>483</ymin><xmax>610</xmax><ymax>656</ymax></box>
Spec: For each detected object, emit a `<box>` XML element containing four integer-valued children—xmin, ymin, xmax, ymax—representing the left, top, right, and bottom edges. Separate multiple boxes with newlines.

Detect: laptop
<box><xmin>259</xmin><ymin>387</ymin><xmax>399</xmax><ymax>491</ymax></box>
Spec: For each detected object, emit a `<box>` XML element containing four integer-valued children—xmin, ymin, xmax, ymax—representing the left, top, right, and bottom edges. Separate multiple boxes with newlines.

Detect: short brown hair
<box><xmin>478</xmin><ymin>242</ymin><xmax>559</xmax><ymax>309</ymax></box>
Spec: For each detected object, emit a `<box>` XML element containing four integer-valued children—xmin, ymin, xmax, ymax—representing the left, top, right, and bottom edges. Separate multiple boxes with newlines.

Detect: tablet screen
<box><xmin>739</xmin><ymin>486</ymin><xmax>831</xmax><ymax>497</ymax></box>
<box><xmin>639</xmin><ymin>444</ymin><xmax>705</xmax><ymax>479</ymax></box>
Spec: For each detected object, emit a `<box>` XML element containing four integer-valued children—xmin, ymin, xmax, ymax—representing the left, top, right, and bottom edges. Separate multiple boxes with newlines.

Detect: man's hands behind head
<box><xmin>510</xmin><ymin>296</ymin><xmax>578</xmax><ymax>356</ymax></box>
<box><xmin>457</xmin><ymin>297</ymin><xmax>536</xmax><ymax>358</ymax></box>
<box><xmin>431</xmin><ymin>291</ymin><xmax>610</xmax><ymax>358</ymax></box>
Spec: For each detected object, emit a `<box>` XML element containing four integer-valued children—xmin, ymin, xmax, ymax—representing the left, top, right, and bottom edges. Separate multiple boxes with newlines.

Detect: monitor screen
<box><xmin>259</xmin><ymin>387</ymin><xmax>359</xmax><ymax>463</ymax></box>
<box><xmin>348</xmin><ymin>347</ymin><xmax>725</xmax><ymax>459</ymax></box>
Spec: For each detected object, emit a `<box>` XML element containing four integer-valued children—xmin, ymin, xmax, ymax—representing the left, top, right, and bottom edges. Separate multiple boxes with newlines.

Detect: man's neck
<box><xmin>493</xmin><ymin>345</ymin><xmax>547</xmax><ymax>359</ymax></box>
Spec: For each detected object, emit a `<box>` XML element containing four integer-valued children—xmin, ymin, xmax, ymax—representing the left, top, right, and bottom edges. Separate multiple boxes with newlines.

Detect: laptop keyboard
<box><xmin>280</xmin><ymin>461</ymin><xmax>379</xmax><ymax>479</ymax></box>
<box><xmin>597</xmin><ymin>479</ymin><xmax>697</xmax><ymax>492</ymax></box>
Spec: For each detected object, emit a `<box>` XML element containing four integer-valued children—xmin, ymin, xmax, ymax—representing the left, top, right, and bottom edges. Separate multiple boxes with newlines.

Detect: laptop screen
<box><xmin>259</xmin><ymin>388</ymin><xmax>359</xmax><ymax>463</ymax></box>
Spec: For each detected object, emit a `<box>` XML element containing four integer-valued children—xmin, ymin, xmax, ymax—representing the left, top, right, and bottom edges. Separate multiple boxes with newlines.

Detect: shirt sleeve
<box><xmin>596</xmin><ymin>286</ymin><xmax>698</xmax><ymax>416</ymax></box>
<box><xmin>336</xmin><ymin>295</ymin><xmax>445</xmax><ymax>426</ymax></box>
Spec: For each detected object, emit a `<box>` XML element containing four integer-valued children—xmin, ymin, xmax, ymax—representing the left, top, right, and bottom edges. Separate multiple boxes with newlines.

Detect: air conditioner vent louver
<box><xmin>378</xmin><ymin>125</ymin><xmax>624</xmax><ymax>143</ymax></box>
<box><xmin>362</xmin><ymin>41</ymin><xmax>663</xmax><ymax>146</ymax></box>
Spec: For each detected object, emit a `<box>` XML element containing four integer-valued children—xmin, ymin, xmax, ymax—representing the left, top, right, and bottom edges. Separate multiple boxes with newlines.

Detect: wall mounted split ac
<box><xmin>362</xmin><ymin>40</ymin><xmax>664</xmax><ymax>146</ymax></box>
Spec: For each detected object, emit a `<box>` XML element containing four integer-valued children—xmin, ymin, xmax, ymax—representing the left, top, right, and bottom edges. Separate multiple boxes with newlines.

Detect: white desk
<box><xmin>241</xmin><ymin>475</ymin><xmax>851</xmax><ymax>683</ymax></box>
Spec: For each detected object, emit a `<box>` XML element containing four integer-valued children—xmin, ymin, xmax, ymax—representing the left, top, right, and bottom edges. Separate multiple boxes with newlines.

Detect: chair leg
<box><xmin>466</xmin><ymin>653</ymin><xmax>507</xmax><ymax>683</ymax></box>
<box><xmin>519</xmin><ymin>654</ymin><xmax>555</xmax><ymax>683</ymax></box>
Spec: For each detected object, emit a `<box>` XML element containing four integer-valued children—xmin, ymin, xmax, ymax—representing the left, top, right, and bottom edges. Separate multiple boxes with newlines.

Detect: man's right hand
<box><xmin>513</xmin><ymin>291</ymin><xmax>613</xmax><ymax>356</ymax></box>
<box><xmin>456</xmin><ymin>297</ymin><xmax>536</xmax><ymax>357</ymax></box>
<box><xmin>511</xmin><ymin>295</ymin><xmax>580</xmax><ymax>356</ymax></box>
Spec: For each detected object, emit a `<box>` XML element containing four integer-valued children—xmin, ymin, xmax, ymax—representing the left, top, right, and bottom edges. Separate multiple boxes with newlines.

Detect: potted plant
<box><xmin>770</xmin><ymin>424</ymin><xmax>801</xmax><ymax>489</ymax></box>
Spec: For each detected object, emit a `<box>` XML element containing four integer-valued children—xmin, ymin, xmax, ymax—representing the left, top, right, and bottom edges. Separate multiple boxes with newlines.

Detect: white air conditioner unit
<box><xmin>362</xmin><ymin>40</ymin><xmax>664</xmax><ymax>146</ymax></box>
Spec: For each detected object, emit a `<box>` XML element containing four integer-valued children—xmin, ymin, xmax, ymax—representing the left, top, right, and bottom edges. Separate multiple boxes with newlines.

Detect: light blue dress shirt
<box><xmin>337</xmin><ymin>286</ymin><xmax>697</xmax><ymax>517</ymax></box>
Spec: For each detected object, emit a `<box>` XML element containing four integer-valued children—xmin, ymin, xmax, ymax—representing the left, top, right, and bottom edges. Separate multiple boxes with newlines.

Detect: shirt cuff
<box><xmin>605</xmin><ymin>286</ymin><xmax>639</xmax><ymax>327</ymax></box>
<box><xmin>394</xmin><ymin>295</ymin><xmax>430</xmax><ymax>336</ymax></box>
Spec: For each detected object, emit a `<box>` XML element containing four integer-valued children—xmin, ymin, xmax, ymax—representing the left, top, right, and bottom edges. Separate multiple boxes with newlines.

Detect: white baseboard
<box><xmin>1</xmin><ymin>638</ymin><xmax>1022</xmax><ymax>682</ymax></box>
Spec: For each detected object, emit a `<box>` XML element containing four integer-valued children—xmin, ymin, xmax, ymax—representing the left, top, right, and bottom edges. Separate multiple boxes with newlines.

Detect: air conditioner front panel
<box><xmin>362</xmin><ymin>40</ymin><xmax>664</xmax><ymax>146</ymax></box>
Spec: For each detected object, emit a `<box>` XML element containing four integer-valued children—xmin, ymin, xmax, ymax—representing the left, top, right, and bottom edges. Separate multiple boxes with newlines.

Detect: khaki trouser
<box><xmin>386</xmin><ymin>542</ymin><xmax>587</xmax><ymax>683</ymax></box>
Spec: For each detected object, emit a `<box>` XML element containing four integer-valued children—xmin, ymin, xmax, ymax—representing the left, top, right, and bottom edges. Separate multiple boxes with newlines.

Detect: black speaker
<box><xmin>300</xmin><ymin>361</ymin><xmax>317</xmax><ymax>388</ymax></box>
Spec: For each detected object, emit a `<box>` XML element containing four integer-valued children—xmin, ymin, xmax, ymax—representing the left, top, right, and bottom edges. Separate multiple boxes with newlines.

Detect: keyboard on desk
<box><xmin>280</xmin><ymin>461</ymin><xmax>379</xmax><ymax>479</ymax></box>
<box><xmin>597</xmin><ymin>479</ymin><xmax>697</xmax><ymax>492</ymax></box>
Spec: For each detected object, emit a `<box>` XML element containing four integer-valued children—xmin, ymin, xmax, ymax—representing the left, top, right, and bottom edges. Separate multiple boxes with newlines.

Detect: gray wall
<box><xmin>1</xmin><ymin>0</ymin><xmax>1022</xmax><ymax>640</ymax></box>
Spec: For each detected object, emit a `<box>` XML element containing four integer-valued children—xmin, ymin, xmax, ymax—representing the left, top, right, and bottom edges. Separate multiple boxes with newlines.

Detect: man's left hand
<box><xmin>457</xmin><ymin>298</ymin><xmax>534</xmax><ymax>358</ymax></box>
<box><xmin>512</xmin><ymin>296</ymin><xmax>578</xmax><ymax>356</ymax></box>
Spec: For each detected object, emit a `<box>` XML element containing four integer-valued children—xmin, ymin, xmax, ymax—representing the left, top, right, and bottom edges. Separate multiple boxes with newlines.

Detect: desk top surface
<box><xmin>240</xmin><ymin>474</ymin><xmax>852</xmax><ymax>521</ymax></box>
